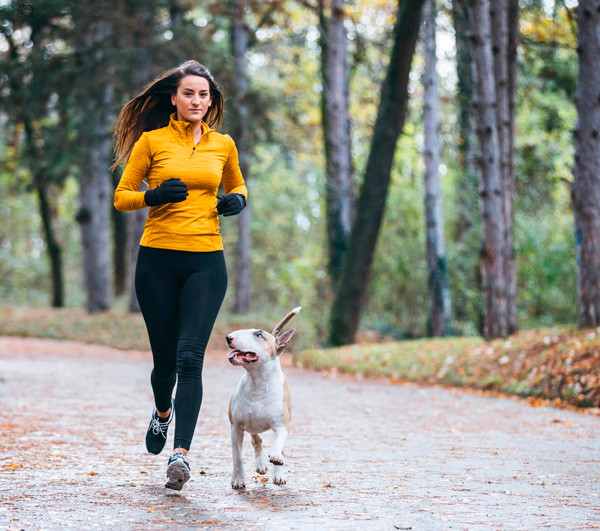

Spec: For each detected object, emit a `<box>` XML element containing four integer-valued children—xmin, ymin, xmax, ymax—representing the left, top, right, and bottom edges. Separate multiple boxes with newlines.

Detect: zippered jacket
<box><xmin>114</xmin><ymin>112</ymin><xmax>248</xmax><ymax>252</ymax></box>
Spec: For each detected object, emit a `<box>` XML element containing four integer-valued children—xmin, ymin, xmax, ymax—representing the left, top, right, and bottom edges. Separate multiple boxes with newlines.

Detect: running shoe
<box><xmin>145</xmin><ymin>397</ymin><xmax>175</xmax><ymax>455</ymax></box>
<box><xmin>165</xmin><ymin>451</ymin><xmax>191</xmax><ymax>490</ymax></box>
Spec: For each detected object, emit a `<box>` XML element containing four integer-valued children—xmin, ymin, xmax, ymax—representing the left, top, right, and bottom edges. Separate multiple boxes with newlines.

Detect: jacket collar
<box><xmin>168</xmin><ymin>112</ymin><xmax>212</xmax><ymax>141</ymax></box>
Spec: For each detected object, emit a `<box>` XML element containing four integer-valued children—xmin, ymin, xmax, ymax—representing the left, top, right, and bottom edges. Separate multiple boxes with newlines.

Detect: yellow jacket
<box><xmin>114</xmin><ymin>112</ymin><xmax>248</xmax><ymax>252</ymax></box>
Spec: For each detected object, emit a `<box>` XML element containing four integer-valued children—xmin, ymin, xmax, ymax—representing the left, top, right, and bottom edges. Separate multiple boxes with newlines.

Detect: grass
<box><xmin>300</xmin><ymin>325</ymin><xmax>600</xmax><ymax>410</ymax></box>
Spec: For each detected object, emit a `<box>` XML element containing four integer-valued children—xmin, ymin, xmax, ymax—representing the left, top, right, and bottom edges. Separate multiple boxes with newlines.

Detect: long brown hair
<box><xmin>110</xmin><ymin>60</ymin><xmax>225</xmax><ymax>173</ymax></box>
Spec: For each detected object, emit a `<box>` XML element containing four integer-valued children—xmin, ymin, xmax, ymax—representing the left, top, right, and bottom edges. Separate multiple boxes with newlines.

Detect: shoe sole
<box><xmin>165</xmin><ymin>459</ymin><xmax>191</xmax><ymax>491</ymax></box>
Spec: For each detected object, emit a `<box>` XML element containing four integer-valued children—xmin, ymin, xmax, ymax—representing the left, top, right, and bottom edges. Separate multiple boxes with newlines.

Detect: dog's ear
<box><xmin>276</xmin><ymin>329</ymin><xmax>295</xmax><ymax>353</ymax></box>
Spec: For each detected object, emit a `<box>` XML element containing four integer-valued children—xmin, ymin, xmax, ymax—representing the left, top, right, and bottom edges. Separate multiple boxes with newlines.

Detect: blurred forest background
<box><xmin>0</xmin><ymin>0</ymin><xmax>595</xmax><ymax>352</ymax></box>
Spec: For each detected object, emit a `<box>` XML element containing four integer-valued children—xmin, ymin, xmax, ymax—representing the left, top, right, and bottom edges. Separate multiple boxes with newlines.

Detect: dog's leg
<box><xmin>231</xmin><ymin>426</ymin><xmax>246</xmax><ymax>489</ymax></box>
<box><xmin>269</xmin><ymin>426</ymin><xmax>288</xmax><ymax>465</ymax></box>
<box><xmin>269</xmin><ymin>427</ymin><xmax>288</xmax><ymax>484</ymax></box>
<box><xmin>273</xmin><ymin>462</ymin><xmax>286</xmax><ymax>485</ymax></box>
<box><xmin>251</xmin><ymin>434</ymin><xmax>267</xmax><ymax>475</ymax></box>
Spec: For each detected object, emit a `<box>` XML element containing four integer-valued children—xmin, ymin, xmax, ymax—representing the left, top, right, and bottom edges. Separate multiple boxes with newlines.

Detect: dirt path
<box><xmin>0</xmin><ymin>336</ymin><xmax>598</xmax><ymax>530</ymax></box>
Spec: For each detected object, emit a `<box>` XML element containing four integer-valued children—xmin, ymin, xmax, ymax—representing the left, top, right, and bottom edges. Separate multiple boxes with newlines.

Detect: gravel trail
<box><xmin>0</xmin><ymin>337</ymin><xmax>598</xmax><ymax>530</ymax></box>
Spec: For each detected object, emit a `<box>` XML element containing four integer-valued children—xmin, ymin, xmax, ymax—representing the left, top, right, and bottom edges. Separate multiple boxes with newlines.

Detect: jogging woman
<box><xmin>111</xmin><ymin>60</ymin><xmax>247</xmax><ymax>490</ymax></box>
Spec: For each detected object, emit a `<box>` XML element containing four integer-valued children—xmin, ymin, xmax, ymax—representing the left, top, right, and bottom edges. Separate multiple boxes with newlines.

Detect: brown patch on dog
<box><xmin>262</xmin><ymin>332</ymin><xmax>279</xmax><ymax>359</ymax></box>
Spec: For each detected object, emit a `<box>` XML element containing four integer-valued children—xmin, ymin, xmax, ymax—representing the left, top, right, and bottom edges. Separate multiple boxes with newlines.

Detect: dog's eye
<box><xmin>256</xmin><ymin>332</ymin><xmax>263</xmax><ymax>339</ymax></box>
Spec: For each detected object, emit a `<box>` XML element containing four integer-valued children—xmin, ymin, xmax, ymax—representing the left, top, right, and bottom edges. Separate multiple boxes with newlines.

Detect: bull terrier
<box><xmin>225</xmin><ymin>306</ymin><xmax>301</xmax><ymax>489</ymax></box>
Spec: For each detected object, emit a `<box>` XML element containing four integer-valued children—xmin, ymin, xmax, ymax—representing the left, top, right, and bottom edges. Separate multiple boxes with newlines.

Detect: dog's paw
<box><xmin>231</xmin><ymin>476</ymin><xmax>246</xmax><ymax>490</ymax></box>
<box><xmin>273</xmin><ymin>471</ymin><xmax>287</xmax><ymax>485</ymax></box>
<box><xmin>255</xmin><ymin>457</ymin><xmax>268</xmax><ymax>475</ymax></box>
<box><xmin>269</xmin><ymin>454</ymin><xmax>284</xmax><ymax>466</ymax></box>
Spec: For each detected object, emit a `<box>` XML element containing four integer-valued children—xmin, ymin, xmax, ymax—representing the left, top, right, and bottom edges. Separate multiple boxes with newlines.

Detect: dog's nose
<box><xmin>226</xmin><ymin>335</ymin><xmax>233</xmax><ymax>345</ymax></box>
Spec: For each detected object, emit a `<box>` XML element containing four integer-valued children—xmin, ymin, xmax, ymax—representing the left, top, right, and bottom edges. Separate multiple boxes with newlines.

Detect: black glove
<box><xmin>217</xmin><ymin>193</ymin><xmax>246</xmax><ymax>217</ymax></box>
<box><xmin>145</xmin><ymin>178</ymin><xmax>188</xmax><ymax>206</ymax></box>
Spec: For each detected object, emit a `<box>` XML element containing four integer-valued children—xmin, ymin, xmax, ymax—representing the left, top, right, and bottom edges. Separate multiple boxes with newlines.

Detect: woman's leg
<box><xmin>134</xmin><ymin>246</ymin><xmax>181</xmax><ymax>413</ymax></box>
<box><xmin>173</xmin><ymin>251</ymin><xmax>228</xmax><ymax>452</ymax></box>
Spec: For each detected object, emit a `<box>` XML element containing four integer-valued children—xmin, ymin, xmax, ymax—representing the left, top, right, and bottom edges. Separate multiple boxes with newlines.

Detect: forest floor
<box><xmin>301</xmin><ymin>326</ymin><xmax>600</xmax><ymax>411</ymax></box>
<box><xmin>1</xmin><ymin>336</ymin><xmax>599</xmax><ymax>530</ymax></box>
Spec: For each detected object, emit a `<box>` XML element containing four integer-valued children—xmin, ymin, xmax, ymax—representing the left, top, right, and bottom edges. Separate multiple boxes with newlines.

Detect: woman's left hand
<box><xmin>217</xmin><ymin>193</ymin><xmax>246</xmax><ymax>216</ymax></box>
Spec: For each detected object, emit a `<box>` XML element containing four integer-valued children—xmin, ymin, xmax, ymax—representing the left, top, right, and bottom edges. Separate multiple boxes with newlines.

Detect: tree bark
<box><xmin>422</xmin><ymin>0</ymin><xmax>452</xmax><ymax>337</ymax></box>
<box><xmin>76</xmin><ymin>19</ymin><xmax>115</xmax><ymax>313</ymax></box>
<box><xmin>18</xmin><ymin>24</ymin><xmax>66</xmax><ymax>308</ymax></box>
<box><xmin>506</xmin><ymin>0</ymin><xmax>519</xmax><ymax>334</ymax></box>
<box><xmin>452</xmin><ymin>0</ymin><xmax>478</xmax><ymax>243</ymax></box>
<box><xmin>36</xmin><ymin>179</ymin><xmax>64</xmax><ymax>308</ymax></box>
<box><xmin>319</xmin><ymin>0</ymin><xmax>355</xmax><ymax>287</ymax></box>
<box><xmin>231</xmin><ymin>0</ymin><xmax>252</xmax><ymax>314</ymax></box>
<box><xmin>22</xmin><ymin>115</ymin><xmax>65</xmax><ymax>309</ymax></box>
<box><xmin>572</xmin><ymin>0</ymin><xmax>600</xmax><ymax>327</ymax></box>
<box><xmin>124</xmin><ymin>0</ymin><xmax>155</xmax><ymax>313</ymax></box>
<box><xmin>128</xmin><ymin>182</ymin><xmax>148</xmax><ymax>313</ymax></box>
<box><xmin>112</xmin><ymin>170</ymin><xmax>128</xmax><ymax>297</ymax></box>
<box><xmin>464</xmin><ymin>0</ymin><xmax>508</xmax><ymax>339</ymax></box>
<box><xmin>328</xmin><ymin>0</ymin><xmax>426</xmax><ymax>346</ymax></box>
<box><xmin>490</xmin><ymin>0</ymin><xmax>518</xmax><ymax>335</ymax></box>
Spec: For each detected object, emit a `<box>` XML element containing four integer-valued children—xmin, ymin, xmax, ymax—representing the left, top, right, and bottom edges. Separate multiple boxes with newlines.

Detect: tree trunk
<box><xmin>231</xmin><ymin>0</ymin><xmax>252</xmax><ymax>314</ymax></box>
<box><xmin>20</xmin><ymin>29</ymin><xmax>65</xmax><ymax>308</ymax></box>
<box><xmin>128</xmin><ymin>182</ymin><xmax>148</xmax><ymax>313</ymax></box>
<box><xmin>506</xmin><ymin>0</ymin><xmax>519</xmax><ymax>334</ymax></box>
<box><xmin>422</xmin><ymin>0</ymin><xmax>452</xmax><ymax>337</ymax></box>
<box><xmin>572</xmin><ymin>0</ymin><xmax>600</xmax><ymax>327</ymax></box>
<box><xmin>23</xmin><ymin>114</ymin><xmax>65</xmax><ymax>308</ymax></box>
<box><xmin>319</xmin><ymin>0</ymin><xmax>355</xmax><ymax>287</ymax></box>
<box><xmin>76</xmin><ymin>19</ymin><xmax>114</xmax><ymax>313</ymax></box>
<box><xmin>328</xmin><ymin>0</ymin><xmax>426</xmax><ymax>346</ymax></box>
<box><xmin>123</xmin><ymin>0</ymin><xmax>155</xmax><ymax>313</ymax></box>
<box><xmin>112</xmin><ymin>171</ymin><xmax>128</xmax><ymax>297</ymax></box>
<box><xmin>464</xmin><ymin>0</ymin><xmax>508</xmax><ymax>339</ymax></box>
<box><xmin>452</xmin><ymin>0</ymin><xmax>478</xmax><ymax>243</ymax></box>
<box><xmin>36</xmin><ymin>180</ymin><xmax>64</xmax><ymax>307</ymax></box>
<box><xmin>490</xmin><ymin>0</ymin><xmax>518</xmax><ymax>335</ymax></box>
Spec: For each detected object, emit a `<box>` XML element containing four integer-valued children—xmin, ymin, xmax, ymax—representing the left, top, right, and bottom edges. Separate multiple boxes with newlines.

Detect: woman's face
<box><xmin>171</xmin><ymin>75</ymin><xmax>213</xmax><ymax>124</ymax></box>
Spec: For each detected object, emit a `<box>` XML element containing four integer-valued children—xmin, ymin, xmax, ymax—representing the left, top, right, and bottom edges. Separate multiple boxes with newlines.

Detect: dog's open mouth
<box><xmin>228</xmin><ymin>349</ymin><xmax>259</xmax><ymax>365</ymax></box>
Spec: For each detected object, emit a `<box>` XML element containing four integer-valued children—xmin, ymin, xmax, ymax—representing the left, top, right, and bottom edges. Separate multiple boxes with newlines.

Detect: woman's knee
<box><xmin>177</xmin><ymin>338</ymin><xmax>207</xmax><ymax>374</ymax></box>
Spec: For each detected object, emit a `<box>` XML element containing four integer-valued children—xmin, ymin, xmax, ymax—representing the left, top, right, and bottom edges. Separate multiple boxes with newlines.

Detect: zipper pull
<box><xmin>191</xmin><ymin>146</ymin><xmax>195</xmax><ymax>157</ymax></box>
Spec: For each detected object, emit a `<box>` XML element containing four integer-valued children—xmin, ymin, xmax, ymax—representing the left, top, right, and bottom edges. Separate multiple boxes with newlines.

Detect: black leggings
<box><xmin>134</xmin><ymin>245</ymin><xmax>228</xmax><ymax>451</ymax></box>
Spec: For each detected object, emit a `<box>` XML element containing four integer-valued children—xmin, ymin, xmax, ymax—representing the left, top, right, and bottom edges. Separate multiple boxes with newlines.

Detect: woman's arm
<box><xmin>113</xmin><ymin>132</ymin><xmax>152</xmax><ymax>211</ymax></box>
<box><xmin>222</xmin><ymin>135</ymin><xmax>248</xmax><ymax>201</ymax></box>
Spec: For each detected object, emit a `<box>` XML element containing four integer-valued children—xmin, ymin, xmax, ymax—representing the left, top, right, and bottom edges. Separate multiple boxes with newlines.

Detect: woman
<box><xmin>111</xmin><ymin>60</ymin><xmax>248</xmax><ymax>491</ymax></box>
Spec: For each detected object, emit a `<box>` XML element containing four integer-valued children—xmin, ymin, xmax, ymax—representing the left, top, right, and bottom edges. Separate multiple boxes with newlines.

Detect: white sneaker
<box><xmin>165</xmin><ymin>451</ymin><xmax>191</xmax><ymax>491</ymax></box>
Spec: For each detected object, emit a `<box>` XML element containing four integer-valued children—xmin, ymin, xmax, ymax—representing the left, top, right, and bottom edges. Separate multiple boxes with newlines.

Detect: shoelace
<box><xmin>149</xmin><ymin>415</ymin><xmax>170</xmax><ymax>437</ymax></box>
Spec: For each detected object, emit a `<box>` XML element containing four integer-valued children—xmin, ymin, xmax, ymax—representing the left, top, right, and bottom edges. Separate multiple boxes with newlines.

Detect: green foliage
<box><xmin>0</xmin><ymin>1</ymin><xmax>583</xmax><ymax>345</ymax></box>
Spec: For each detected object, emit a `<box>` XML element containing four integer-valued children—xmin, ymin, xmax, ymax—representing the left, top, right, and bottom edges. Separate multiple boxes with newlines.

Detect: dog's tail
<box><xmin>272</xmin><ymin>306</ymin><xmax>302</xmax><ymax>337</ymax></box>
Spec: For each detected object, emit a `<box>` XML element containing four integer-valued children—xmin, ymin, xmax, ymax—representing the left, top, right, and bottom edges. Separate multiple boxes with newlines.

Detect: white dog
<box><xmin>225</xmin><ymin>306</ymin><xmax>301</xmax><ymax>489</ymax></box>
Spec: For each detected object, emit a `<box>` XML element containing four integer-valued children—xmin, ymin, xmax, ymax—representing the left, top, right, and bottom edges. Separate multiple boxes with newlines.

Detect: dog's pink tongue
<box><xmin>227</xmin><ymin>349</ymin><xmax>240</xmax><ymax>359</ymax></box>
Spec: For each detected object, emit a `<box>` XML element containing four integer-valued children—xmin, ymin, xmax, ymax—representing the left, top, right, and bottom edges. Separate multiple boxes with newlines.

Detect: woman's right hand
<box><xmin>144</xmin><ymin>178</ymin><xmax>188</xmax><ymax>206</ymax></box>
